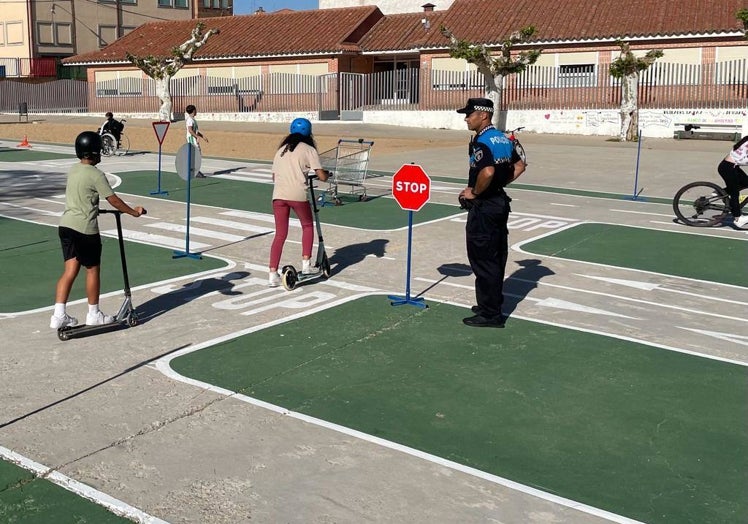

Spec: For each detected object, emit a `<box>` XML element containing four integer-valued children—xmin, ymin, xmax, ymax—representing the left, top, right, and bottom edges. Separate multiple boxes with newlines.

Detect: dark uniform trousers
<box><xmin>466</xmin><ymin>193</ymin><xmax>510</xmax><ymax>319</ymax></box>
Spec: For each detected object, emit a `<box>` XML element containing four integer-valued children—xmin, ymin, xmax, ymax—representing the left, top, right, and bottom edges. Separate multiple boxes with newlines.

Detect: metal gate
<box><xmin>317</xmin><ymin>73</ymin><xmax>339</xmax><ymax>121</ymax></box>
<box><xmin>339</xmin><ymin>72</ymin><xmax>365</xmax><ymax>121</ymax></box>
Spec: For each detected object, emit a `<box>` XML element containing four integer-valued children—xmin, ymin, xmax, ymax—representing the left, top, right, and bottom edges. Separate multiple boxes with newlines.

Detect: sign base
<box><xmin>388</xmin><ymin>294</ymin><xmax>428</xmax><ymax>309</ymax></box>
<box><xmin>172</xmin><ymin>250</ymin><xmax>202</xmax><ymax>260</ymax></box>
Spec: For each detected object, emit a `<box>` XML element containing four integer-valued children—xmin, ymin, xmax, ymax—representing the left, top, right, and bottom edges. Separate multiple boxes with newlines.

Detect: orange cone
<box><xmin>17</xmin><ymin>135</ymin><xmax>32</xmax><ymax>148</ymax></box>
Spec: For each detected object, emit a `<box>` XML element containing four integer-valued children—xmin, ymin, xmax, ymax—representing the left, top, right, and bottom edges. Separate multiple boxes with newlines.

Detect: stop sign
<box><xmin>392</xmin><ymin>164</ymin><xmax>431</xmax><ymax>211</ymax></box>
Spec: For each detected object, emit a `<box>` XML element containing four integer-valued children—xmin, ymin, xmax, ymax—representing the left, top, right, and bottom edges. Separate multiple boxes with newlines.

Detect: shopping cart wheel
<box><xmin>359</xmin><ymin>194</ymin><xmax>368</xmax><ymax>202</ymax></box>
<box><xmin>334</xmin><ymin>198</ymin><xmax>343</xmax><ymax>206</ymax></box>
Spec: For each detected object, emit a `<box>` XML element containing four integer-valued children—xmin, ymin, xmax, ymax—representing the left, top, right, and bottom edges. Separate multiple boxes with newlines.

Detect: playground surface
<box><xmin>0</xmin><ymin>119</ymin><xmax>746</xmax><ymax>524</ymax></box>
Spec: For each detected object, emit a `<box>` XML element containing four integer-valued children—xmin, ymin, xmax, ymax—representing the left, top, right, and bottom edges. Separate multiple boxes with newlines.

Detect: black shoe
<box><xmin>471</xmin><ymin>305</ymin><xmax>481</xmax><ymax>314</ymax></box>
<box><xmin>463</xmin><ymin>314</ymin><xmax>505</xmax><ymax>328</ymax></box>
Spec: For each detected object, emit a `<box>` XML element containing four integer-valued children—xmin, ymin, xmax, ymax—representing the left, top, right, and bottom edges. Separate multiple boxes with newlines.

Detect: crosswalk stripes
<box><xmin>110</xmin><ymin>211</ymin><xmax>278</xmax><ymax>250</ymax></box>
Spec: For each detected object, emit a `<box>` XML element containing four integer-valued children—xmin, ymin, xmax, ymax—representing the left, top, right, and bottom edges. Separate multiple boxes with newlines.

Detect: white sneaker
<box><xmin>735</xmin><ymin>215</ymin><xmax>748</xmax><ymax>229</ymax></box>
<box><xmin>86</xmin><ymin>310</ymin><xmax>115</xmax><ymax>326</ymax></box>
<box><xmin>302</xmin><ymin>259</ymin><xmax>313</xmax><ymax>274</ymax></box>
<box><xmin>50</xmin><ymin>313</ymin><xmax>78</xmax><ymax>329</ymax></box>
<box><xmin>268</xmin><ymin>271</ymin><xmax>281</xmax><ymax>287</ymax></box>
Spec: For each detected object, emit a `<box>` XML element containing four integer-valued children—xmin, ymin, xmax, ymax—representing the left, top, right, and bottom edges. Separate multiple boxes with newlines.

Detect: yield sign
<box><xmin>152</xmin><ymin>121</ymin><xmax>170</xmax><ymax>145</ymax></box>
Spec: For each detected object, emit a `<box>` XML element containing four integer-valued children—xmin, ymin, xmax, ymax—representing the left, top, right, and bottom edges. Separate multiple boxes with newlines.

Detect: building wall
<box><xmin>0</xmin><ymin>2</ymin><xmax>30</xmax><ymax>60</ymax></box>
<box><xmin>319</xmin><ymin>0</ymin><xmax>454</xmax><ymax>14</ymax></box>
<box><xmin>0</xmin><ymin>0</ymin><xmax>229</xmax><ymax>70</ymax></box>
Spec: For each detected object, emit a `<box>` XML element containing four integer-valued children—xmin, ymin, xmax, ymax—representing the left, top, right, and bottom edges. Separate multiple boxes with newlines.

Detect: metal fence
<box><xmin>1</xmin><ymin>60</ymin><xmax>746</xmax><ymax>116</ymax></box>
<box><xmin>0</xmin><ymin>57</ymin><xmax>58</xmax><ymax>78</ymax></box>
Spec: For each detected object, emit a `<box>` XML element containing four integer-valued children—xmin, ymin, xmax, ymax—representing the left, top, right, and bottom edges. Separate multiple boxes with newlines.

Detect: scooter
<box><xmin>281</xmin><ymin>173</ymin><xmax>331</xmax><ymax>291</ymax></box>
<box><xmin>57</xmin><ymin>209</ymin><xmax>141</xmax><ymax>341</ymax></box>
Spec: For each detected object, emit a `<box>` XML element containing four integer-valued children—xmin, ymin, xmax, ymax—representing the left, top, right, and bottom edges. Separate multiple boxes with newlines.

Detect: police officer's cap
<box><xmin>456</xmin><ymin>98</ymin><xmax>494</xmax><ymax>115</ymax></box>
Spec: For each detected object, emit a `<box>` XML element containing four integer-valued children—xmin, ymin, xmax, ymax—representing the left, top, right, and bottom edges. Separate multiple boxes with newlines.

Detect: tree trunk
<box><xmin>479</xmin><ymin>65</ymin><xmax>503</xmax><ymax>129</ymax></box>
<box><xmin>619</xmin><ymin>73</ymin><xmax>638</xmax><ymax>141</ymax></box>
<box><xmin>155</xmin><ymin>76</ymin><xmax>173</xmax><ymax>122</ymax></box>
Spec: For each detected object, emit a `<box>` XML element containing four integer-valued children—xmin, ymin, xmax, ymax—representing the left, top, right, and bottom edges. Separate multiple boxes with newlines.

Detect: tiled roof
<box><xmin>64</xmin><ymin>0</ymin><xmax>747</xmax><ymax>65</ymax></box>
<box><xmin>63</xmin><ymin>6</ymin><xmax>383</xmax><ymax>64</ymax></box>
<box><xmin>418</xmin><ymin>0</ymin><xmax>748</xmax><ymax>48</ymax></box>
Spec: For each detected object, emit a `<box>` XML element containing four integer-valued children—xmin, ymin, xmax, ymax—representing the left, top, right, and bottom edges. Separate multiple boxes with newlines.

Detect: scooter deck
<box><xmin>57</xmin><ymin>320</ymin><xmax>129</xmax><ymax>340</ymax></box>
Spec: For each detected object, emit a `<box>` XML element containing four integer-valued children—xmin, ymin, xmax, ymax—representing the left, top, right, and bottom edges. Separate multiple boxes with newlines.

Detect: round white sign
<box><xmin>175</xmin><ymin>143</ymin><xmax>202</xmax><ymax>181</ymax></box>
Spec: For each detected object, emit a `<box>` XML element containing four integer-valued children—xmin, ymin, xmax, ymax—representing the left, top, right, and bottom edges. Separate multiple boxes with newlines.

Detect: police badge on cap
<box><xmin>456</xmin><ymin>98</ymin><xmax>494</xmax><ymax>114</ymax></box>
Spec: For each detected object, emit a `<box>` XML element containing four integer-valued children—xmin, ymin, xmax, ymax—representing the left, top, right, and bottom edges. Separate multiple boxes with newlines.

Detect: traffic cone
<box><xmin>17</xmin><ymin>135</ymin><xmax>32</xmax><ymax>148</ymax></box>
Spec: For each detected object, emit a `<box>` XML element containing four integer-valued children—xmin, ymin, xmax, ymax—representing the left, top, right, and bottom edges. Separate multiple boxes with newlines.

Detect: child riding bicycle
<box><xmin>717</xmin><ymin>135</ymin><xmax>748</xmax><ymax>229</ymax></box>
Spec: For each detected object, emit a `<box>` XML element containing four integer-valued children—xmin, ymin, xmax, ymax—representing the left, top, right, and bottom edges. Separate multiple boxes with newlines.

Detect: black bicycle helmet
<box><xmin>75</xmin><ymin>131</ymin><xmax>102</xmax><ymax>159</ymax></box>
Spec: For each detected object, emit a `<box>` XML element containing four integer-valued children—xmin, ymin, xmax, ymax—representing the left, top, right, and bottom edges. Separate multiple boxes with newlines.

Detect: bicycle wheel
<box><xmin>116</xmin><ymin>134</ymin><xmax>130</xmax><ymax>156</ymax></box>
<box><xmin>100</xmin><ymin>134</ymin><xmax>115</xmax><ymax>157</ymax></box>
<box><xmin>673</xmin><ymin>181</ymin><xmax>729</xmax><ymax>227</ymax></box>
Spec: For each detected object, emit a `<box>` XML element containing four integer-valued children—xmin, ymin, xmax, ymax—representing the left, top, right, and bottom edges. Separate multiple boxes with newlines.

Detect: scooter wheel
<box><xmin>281</xmin><ymin>266</ymin><xmax>298</xmax><ymax>291</ymax></box>
<box><xmin>127</xmin><ymin>314</ymin><xmax>138</xmax><ymax>327</ymax></box>
<box><xmin>321</xmin><ymin>254</ymin><xmax>331</xmax><ymax>278</ymax></box>
<box><xmin>57</xmin><ymin>329</ymin><xmax>70</xmax><ymax>341</ymax></box>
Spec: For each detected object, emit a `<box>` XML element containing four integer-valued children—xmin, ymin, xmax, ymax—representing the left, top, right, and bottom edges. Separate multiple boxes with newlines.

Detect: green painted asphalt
<box><xmin>115</xmin><ymin>170</ymin><xmax>462</xmax><ymax>230</ymax></box>
<box><xmin>170</xmin><ymin>295</ymin><xmax>748</xmax><ymax>524</ymax></box>
<box><xmin>0</xmin><ymin>217</ymin><xmax>227</xmax><ymax>313</ymax></box>
<box><xmin>521</xmin><ymin>223</ymin><xmax>748</xmax><ymax>287</ymax></box>
<box><xmin>0</xmin><ymin>147</ymin><xmax>75</xmax><ymax>162</ymax></box>
<box><xmin>0</xmin><ymin>459</ymin><xmax>129</xmax><ymax>523</ymax></box>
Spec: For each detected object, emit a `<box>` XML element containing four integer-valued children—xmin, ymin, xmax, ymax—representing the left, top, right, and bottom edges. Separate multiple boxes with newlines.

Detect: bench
<box><xmin>674</xmin><ymin>123</ymin><xmax>741</xmax><ymax>141</ymax></box>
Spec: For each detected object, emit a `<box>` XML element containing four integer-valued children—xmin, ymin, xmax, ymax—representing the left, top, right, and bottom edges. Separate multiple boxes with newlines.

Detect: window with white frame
<box><xmin>268</xmin><ymin>63</ymin><xmax>328</xmax><ymax>94</ymax></box>
<box><xmin>95</xmin><ymin>70</ymin><xmax>143</xmax><ymax>97</ymax></box>
<box><xmin>430</xmin><ymin>57</ymin><xmax>481</xmax><ymax>90</ymax></box>
<box><xmin>159</xmin><ymin>0</ymin><xmax>188</xmax><ymax>7</ymax></box>
<box><xmin>558</xmin><ymin>64</ymin><xmax>596</xmax><ymax>87</ymax></box>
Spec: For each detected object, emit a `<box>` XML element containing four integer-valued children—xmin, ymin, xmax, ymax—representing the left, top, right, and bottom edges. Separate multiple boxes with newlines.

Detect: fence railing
<box><xmin>0</xmin><ymin>57</ymin><xmax>58</xmax><ymax>78</ymax></box>
<box><xmin>1</xmin><ymin>60</ymin><xmax>746</xmax><ymax>116</ymax></box>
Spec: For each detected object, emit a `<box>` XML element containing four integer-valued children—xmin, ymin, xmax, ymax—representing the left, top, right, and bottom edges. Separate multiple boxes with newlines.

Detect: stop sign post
<box><xmin>388</xmin><ymin>164</ymin><xmax>431</xmax><ymax>309</ymax></box>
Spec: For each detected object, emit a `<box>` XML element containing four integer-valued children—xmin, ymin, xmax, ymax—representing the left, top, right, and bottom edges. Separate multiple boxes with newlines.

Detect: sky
<box><xmin>233</xmin><ymin>0</ymin><xmax>319</xmax><ymax>15</ymax></box>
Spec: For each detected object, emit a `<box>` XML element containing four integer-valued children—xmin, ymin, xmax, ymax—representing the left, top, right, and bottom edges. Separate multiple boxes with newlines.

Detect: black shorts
<box><xmin>59</xmin><ymin>226</ymin><xmax>102</xmax><ymax>268</ymax></box>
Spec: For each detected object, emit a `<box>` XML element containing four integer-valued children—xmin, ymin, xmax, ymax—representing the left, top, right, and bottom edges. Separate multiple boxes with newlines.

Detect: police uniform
<box><xmin>458</xmin><ymin>99</ymin><xmax>520</xmax><ymax>326</ymax></box>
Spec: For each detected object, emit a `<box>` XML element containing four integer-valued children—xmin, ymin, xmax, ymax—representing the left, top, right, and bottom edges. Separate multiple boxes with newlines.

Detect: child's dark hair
<box><xmin>733</xmin><ymin>135</ymin><xmax>748</xmax><ymax>150</ymax></box>
<box><xmin>278</xmin><ymin>132</ymin><xmax>316</xmax><ymax>154</ymax></box>
<box><xmin>185</xmin><ymin>104</ymin><xmax>196</xmax><ymax>115</ymax></box>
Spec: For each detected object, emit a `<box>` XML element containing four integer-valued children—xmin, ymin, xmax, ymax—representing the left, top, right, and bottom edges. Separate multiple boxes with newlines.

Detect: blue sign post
<box><xmin>150</xmin><ymin>121</ymin><xmax>170</xmax><ymax>196</ymax></box>
<box><xmin>387</xmin><ymin>164</ymin><xmax>431</xmax><ymax>309</ymax></box>
<box><xmin>172</xmin><ymin>143</ymin><xmax>202</xmax><ymax>260</ymax></box>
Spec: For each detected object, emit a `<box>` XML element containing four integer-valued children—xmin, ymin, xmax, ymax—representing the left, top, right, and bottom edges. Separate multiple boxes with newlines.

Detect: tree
<box><xmin>440</xmin><ymin>25</ymin><xmax>542</xmax><ymax>129</ymax></box>
<box><xmin>126</xmin><ymin>22</ymin><xmax>220</xmax><ymax>121</ymax></box>
<box><xmin>609</xmin><ymin>40</ymin><xmax>663</xmax><ymax>141</ymax></box>
<box><xmin>737</xmin><ymin>8</ymin><xmax>748</xmax><ymax>39</ymax></box>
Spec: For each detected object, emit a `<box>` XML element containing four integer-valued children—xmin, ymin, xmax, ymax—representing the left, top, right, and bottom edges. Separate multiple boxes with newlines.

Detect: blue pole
<box><xmin>633</xmin><ymin>128</ymin><xmax>642</xmax><ymax>199</ymax></box>
<box><xmin>387</xmin><ymin>208</ymin><xmax>426</xmax><ymax>308</ymax></box>
<box><xmin>173</xmin><ymin>143</ymin><xmax>201</xmax><ymax>259</ymax></box>
<box><xmin>185</xmin><ymin>144</ymin><xmax>192</xmax><ymax>253</ymax></box>
<box><xmin>404</xmin><ymin>210</ymin><xmax>413</xmax><ymax>300</ymax></box>
<box><xmin>150</xmin><ymin>143</ymin><xmax>168</xmax><ymax>195</ymax></box>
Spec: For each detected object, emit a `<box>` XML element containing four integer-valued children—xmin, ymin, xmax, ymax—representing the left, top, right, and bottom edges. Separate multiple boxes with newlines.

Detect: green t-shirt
<box><xmin>59</xmin><ymin>163</ymin><xmax>115</xmax><ymax>235</ymax></box>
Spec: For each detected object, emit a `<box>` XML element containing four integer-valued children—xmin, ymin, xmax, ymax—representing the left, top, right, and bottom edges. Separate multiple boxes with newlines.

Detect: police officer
<box><xmin>457</xmin><ymin>98</ymin><xmax>526</xmax><ymax>327</ymax></box>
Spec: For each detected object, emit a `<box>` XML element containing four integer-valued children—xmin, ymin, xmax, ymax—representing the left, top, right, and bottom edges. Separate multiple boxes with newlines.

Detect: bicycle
<box><xmin>100</xmin><ymin>119</ymin><xmax>130</xmax><ymax>157</ymax></box>
<box><xmin>506</xmin><ymin>126</ymin><xmax>527</xmax><ymax>164</ymax></box>
<box><xmin>672</xmin><ymin>181</ymin><xmax>748</xmax><ymax>227</ymax></box>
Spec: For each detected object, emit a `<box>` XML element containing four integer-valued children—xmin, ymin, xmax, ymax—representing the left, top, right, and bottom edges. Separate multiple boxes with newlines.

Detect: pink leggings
<box><xmin>269</xmin><ymin>199</ymin><xmax>314</xmax><ymax>269</ymax></box>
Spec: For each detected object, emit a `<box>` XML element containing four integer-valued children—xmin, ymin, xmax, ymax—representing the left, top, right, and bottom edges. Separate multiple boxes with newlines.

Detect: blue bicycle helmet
<box><xmin>289</xmin><ymin>117</ymin><xmax>312</xmax><ymax>137</ymax></box>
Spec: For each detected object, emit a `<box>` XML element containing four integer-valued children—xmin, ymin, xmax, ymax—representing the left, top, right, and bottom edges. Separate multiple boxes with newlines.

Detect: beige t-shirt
<box><xmin>59</xmin><ymin>163</ymin><xmax>115</xmax><ymax>235</ymax></box>
<box><xmin>271</xmin><ymin>142</ymin><xmax>322</xmax><ymax>202</ymax></box>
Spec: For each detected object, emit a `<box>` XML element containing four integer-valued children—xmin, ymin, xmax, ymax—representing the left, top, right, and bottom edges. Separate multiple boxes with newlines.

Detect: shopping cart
<box><xmin>318</xmin><ymin>138</ymin><xmax>375</xmax><ymax>206</ymax></box>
